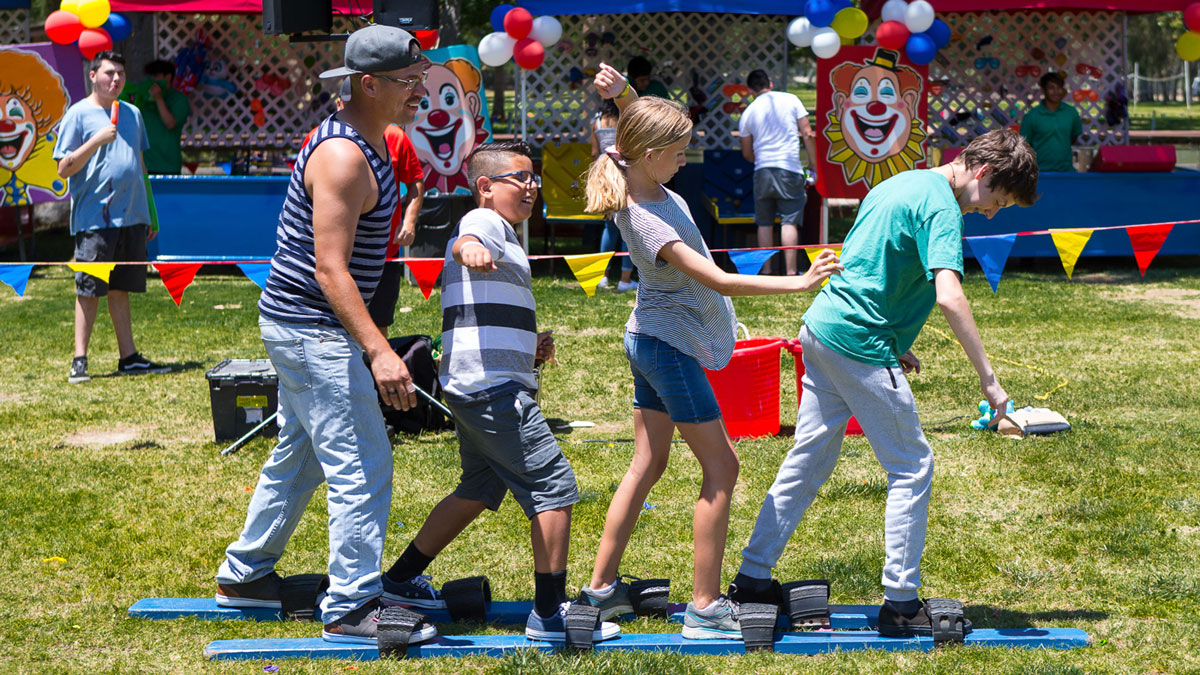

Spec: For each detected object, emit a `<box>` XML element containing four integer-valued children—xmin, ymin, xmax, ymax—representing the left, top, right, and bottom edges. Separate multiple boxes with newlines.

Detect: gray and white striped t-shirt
<box><xmin>440</xmin><ymin>208</ymin><xmax>538</xmax><ymax>397</ymax></box>
<box><xmin>616</xmin><ymin>189</ymin><xmax>737</xmax><ymax>371</ymax></box>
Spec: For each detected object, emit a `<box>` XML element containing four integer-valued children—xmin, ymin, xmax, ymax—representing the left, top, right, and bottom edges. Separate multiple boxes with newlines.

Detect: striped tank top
<box><xmin>258</xmin><ymin>115</ymin><xmax>397</xmax><ymax>327</ymax></box>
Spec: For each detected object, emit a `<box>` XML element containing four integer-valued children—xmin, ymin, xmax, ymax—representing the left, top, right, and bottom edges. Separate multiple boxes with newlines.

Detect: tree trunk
<box><xmin>439</xmin><ymin>0</ymin><xmax>461</xmax><ymax>45</ymax></box>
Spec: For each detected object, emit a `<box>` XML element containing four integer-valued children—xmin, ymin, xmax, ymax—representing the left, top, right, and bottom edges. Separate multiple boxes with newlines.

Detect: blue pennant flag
<box><xmin>728</xmin><ymin>249</ymin><xmax>777</xmax><ymax>276</ymax></box>
<box><xmin>965</xmin><ymin>233</ymin><xmax>1017</xmax><ymax>293</ymax></box>
<box><xmin>236</xmin><ymin>263</ymin><xmax>271</xmax><ymax>291</ymax></box>
<box><xmin>0</xmin><ymin>264</ymin><xmax>34</xmax><ymax>297</ymax></box>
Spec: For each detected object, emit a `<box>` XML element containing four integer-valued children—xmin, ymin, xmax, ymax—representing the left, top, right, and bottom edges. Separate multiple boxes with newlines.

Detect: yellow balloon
<box><xmin>60</xmin><ymin>0</ymin><xmax>80</xmax><ymax>14</ymax></box>
<box><xmin>831</xmin><ymin>7</ymin><xmax>868</xmax><ymax>40</ymax></box>
<box><xmin>1179</xmin><ymin>31</ymin><xmax>1200</xmax><ymax>62</ymax></box>
<box><xmin>77</xmin><ymin>0</ymin><xmax>110</xmax><ymax>29</ymax></box>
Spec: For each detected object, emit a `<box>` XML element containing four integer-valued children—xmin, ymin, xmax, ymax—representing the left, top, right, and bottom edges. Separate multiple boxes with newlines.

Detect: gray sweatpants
<box><xmin>739</xmin><ymin>325</ymin><xmax>933</xmax><ymax>602</ymax></box>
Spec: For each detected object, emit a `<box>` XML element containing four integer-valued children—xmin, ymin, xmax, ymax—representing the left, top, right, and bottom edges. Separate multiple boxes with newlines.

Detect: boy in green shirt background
<box><xmin>125</xmin><ymin>60</ymin><xmax>190</xmax><ymax>174</ymax></box>
<box><xmin>1019</xmin><ymin>72</ymin><xmax>1082</xmax><ymax>173</ymax></box>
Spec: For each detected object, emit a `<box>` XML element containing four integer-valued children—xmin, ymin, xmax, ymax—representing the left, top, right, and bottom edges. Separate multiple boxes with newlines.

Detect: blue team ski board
<box><xmin>129</xmin><ymin>598</ymin><xmax>879</xmax><ymax>630</ymax></box>
<box><xmin>203</xmin><ymin>628</ymin><xmax>1091</xmax><ymax>660</ymax></box>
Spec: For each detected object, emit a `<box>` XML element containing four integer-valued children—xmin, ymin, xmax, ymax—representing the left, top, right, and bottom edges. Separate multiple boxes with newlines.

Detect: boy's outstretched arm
<box><xmin>934</xmin><ymin>268</ymin><xmax>1009</xmax><ymax>422</ymax></box>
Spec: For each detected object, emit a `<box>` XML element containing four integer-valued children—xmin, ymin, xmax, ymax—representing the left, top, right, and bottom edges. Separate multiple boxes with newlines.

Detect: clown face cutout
<box><xmin>821</xmin><ymin>49</ymin><xmax>927</xmax><ymax>195</ymax></box>
<box><xmin>0</xmin><ymin>47</ymin><xmax>72</xmax><ymax>206</ymax></box>
<box><xmin>0</xmin><ymin>94</ymin><xmax>37</xmax><ymax>172</ymax></box>
<box><xmin>410</xmin><ymin>58</ymin><xmax>490</xmax><ymax>194</ymax></box>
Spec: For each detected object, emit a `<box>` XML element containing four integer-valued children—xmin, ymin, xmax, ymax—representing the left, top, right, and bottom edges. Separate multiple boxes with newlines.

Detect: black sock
<box><xmin>732</xmin><ymin>572</ymin><xmax>773</xmax><ymax>594</ymax></box>
<box><xmin>534</xmin><ymin>571</ymin><xmax>568</xmax><ymax>618</ymax></box>
<box><xmin>385</xmin><ymin>542</ymin><xmax>434</xmax><ymax>582</ymax></box>
<box><xmin>884</xmin><ymin>598</ymin><xmax>923</xmax><ymax>616</ymax></box>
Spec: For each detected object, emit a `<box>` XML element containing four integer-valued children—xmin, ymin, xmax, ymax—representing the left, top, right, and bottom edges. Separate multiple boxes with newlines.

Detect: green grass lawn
<box><xmin>3</xmin><ymin>260</ymin><xmax>1200</xmax><ymax>673</ymax></box>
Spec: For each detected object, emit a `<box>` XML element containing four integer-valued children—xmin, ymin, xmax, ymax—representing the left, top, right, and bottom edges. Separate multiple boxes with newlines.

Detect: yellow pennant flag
<box><xmin>68</xmin><ymin>263</ymin><xmax>117</xmax><ymax>284</ymax></box>
<box><xmin>564</xmin><ymin>252</ymin><xmax>615</xmax><ymax>297</ymax></box>
<box><xmin>805</xmin><ymin>245</ymin><xmax>843</xmax><ymax>287</ymax></box>
<box><xmin>1049</xmin><ymin>229</ymin><xmax>1093</xmax><ymax>279</ymax></box>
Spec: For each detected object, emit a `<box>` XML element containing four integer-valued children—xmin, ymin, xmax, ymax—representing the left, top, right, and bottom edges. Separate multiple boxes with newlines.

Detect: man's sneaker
<box><xmin>68</xmin><ymin>356</ymin><xmax>90</xmax><ymax>384</ymax></box>
<box><xmin>577</xmin><ymin>578</ymin><xmax>634</xmax><ymax>621</ymax></box>
<box><xmin>681</xmin><ymin>595</ymin><xmax>742</xmax><ymax>640</ymax></box>
<box><xmin>381</xmin><ymin>573</ymin><xmax>446</xmax><ymax>609</ymax></box>
<box><xmin>215</xmin><ymin>571</ymin><xmax>284</xmax><ymax>608</ymax></box>
<box><xmin>877</xmin><ymin>599</ymin><xmax>974</xmax><ymax>638</ymax></box>
<box><xmin>116</xmin><ymin>352</ymin><xmax>171</xmax><ymax>376</ymax></box>
<box><xmin>616</xmin><ymin>280</ymin><xmax>639</xmax><ymax>293</ymax></box>
<box><xmin>322</xmin><ymin>599</ymin><xmax>438</xmax><ymax>645</ymax></box>
<box><xmin>525</xmin><ymin>601</ymin><xmax>621</xmax><ymax>642</ymax></box>
<box><xmin>596</xmin><ymin>277</ymin><xmax>610</xmax><ymax>289</ymax></box>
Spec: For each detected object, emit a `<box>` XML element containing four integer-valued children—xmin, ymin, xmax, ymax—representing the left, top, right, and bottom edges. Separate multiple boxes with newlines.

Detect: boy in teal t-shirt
<box><xmin>731</xmin><ymin>129</ymin><xmax>1040</xmax><ymax>639</ymax></box>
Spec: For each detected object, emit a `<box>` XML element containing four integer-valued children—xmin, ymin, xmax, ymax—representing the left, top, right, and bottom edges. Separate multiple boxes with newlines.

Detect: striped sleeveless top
<box><xmin>258</xmin><ymin>115</ymin><xmax>397</xmax><ymax>327</ymax></box>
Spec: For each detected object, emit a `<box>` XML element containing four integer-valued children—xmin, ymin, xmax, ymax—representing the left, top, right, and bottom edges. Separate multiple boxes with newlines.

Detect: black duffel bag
<box><xmin>372</xmin><ymin>335</ymin><xmax>453</xmax><ymax>435</ymax></box>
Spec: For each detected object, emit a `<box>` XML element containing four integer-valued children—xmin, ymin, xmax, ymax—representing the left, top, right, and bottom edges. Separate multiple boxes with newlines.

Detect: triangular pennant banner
<box><xmin>0</xmin><ymin>264</ymin><xmax>34</xmax><ymax>297</ymax></box>
<box><xmin>728</xmin><ymin>249</ymin><xmax>777</xmax><ymax>276</ymax></box>
<box><xmin>965</xmin><ymin>233</ymin><xmax>1017</xmax><ymax>293</ymax></box>
<box><xmin>236</xmin><ymin>263</ymin><xmax>271</xmax><ymax>291</ymax></box>
<box><xmin>1049</xmin><ymin>229</ymin><xmax>1093</xmax><ymax>279</ymax></box>
<box><xmin>564</xmin><ymin>252</ymin><xmax>614</xmax><ymax>297</ymax></box>
<box><xmin>68</xmin><ymin>263</ymin><xmax>116</xmax><ymax>284</ymax></box>
<box><xmin>405</xmin><ymin>258</ymin><xmax>445</xmax><ymax>300</ymax></box>
<box><xmin>1126</xmin><ymin>223</ymin><xmax>1173</xmax><ymax>277</ymax></box>
<box><xmin>805</xmin><ymin>245</ymin><xmax>843</xmax><ymax>287</ymax></box>
<box><xmin>152</xmin><ymin>263</ymin><xmax>201</xmax><ymax>306</ymax></box>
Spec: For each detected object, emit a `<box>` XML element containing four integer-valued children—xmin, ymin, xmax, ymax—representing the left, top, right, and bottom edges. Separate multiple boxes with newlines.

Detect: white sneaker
<box><xmin>597</xmin><ymin>277</ymin><xmax>610</xmax><ymax>289</ymax></box>
<box><xmin>616</xmin><ymin>280</ymin><xmax>639</xmax><ymax>293</ymax></box>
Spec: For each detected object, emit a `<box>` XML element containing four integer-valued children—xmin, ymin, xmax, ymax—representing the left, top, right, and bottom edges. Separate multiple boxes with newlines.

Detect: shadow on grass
<box><xmin>90</xmin><ymin>360</ymin><xmax>206</xmax><ymax>378</ymax></box>
<box><xmin>968</xmin><ymin>605</ymin><xmax>1108</xmax><ymax>628</ymax></box>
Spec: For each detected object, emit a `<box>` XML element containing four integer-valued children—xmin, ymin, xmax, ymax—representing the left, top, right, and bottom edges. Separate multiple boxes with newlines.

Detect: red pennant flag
<box><xmin>405</xmin><ymin>259</ymin><xmax>445</xmax><ymax>300</ymax></box>
<box><xmin>152</xmin><ymin>263</ymin><xmax>201</xmax><ymax>306</ymax></box>
<box><xmin>1126</xmin><ymin>223</ymin><xmax>1173</xmax><ymax>277</ymax></box>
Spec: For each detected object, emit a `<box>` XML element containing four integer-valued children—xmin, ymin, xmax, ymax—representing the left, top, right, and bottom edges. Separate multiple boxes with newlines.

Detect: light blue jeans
<box><xmin>216</xmin><ymin>318</ymin><xmax>393</xmax><ymax>623</ymax></box>
<box><xmin>739</xmin><ymin>325</ymin><xmax>933</xmax><ymax>602</ymax></box>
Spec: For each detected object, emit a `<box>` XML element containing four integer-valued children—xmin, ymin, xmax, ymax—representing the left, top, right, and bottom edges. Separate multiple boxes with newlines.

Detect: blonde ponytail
<box><xmin>584</xmin><ymin>96</ymin><xmax>692</xmax><ymax>216</ymax></box>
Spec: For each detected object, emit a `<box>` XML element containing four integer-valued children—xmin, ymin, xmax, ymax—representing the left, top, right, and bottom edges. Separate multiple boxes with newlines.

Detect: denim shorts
<box><xmin>624</xmin><ymin>331</ymin><xmax>722</xmax><ymax>425</ymax></box>
<box><xmin>753</xmin><ymin>167</ymin><xmax>807</xmax><ymax>228</ymax></box>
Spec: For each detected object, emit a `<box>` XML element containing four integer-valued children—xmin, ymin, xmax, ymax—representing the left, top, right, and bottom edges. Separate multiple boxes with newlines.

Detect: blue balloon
<box><xmin>906</xmin><ymin>33</ymin><xmax>938</xmax><ymax>66</ymax></box>
<box><xmin>833</xmin><ymin>0</ymin><xmax>853</xmax><ymax>8</ymax></box>
<box><xmin>805</xmin><ymin>0</ymin><xmax>838</xmax><ymax>28</ymax></box>
<box><xmin>490</xmin><ymin>4</ymin><xmax>516</xmax><ymax>33</ymax></box>
<box><xmin>102</xmin><ymin>13</ymin><xmax>132</xmax><ymax>43</ymax></box>
<box><xmin>924</xmin><ymin>18</ymin><xmax>951</xmax><ymax>50</ymax></box>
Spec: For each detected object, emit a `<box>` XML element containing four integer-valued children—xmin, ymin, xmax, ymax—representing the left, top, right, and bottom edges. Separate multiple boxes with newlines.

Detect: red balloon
<box><xmin>876</xmin><ymin>20</ymin><xmax>911</xmax><ymax>51</ymax></box>
<box><xmin>512</xmin><ymin>37</ymin><xmax>545</xmax><ymax>70</ymax></box>
<box><xmin>413</xmin><ymin>29</ymin><xmax>439</xmax><ymax>50</ymax></box>
<box><xmin>45</xmin><ymin>9</ymin><xmax>84</xmax><ymax>45</ymax></box>
<box><xmin>504</xmin><ymin>7</ymin><xmax>533</xmax><ymax>40</ymax></box>
<box><xmin>1186</xmin><ymin>2</ymin><xmax>1200</xmax><ymax>33</ymax></box>
<box><xmin>78</xmin><ymin>27</ymin><xmax>113</xmax><ymax>60</ymax></box>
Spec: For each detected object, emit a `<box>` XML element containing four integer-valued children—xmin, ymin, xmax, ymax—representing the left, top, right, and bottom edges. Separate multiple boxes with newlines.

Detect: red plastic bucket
<box><xmin>783</xmin><ymin>339</ymin><xmax>863</xmax><ymax>436</ymax></box>
<box><xmin>704</xmin><ymin>337</ymin><xmax>786</xmax><ymax>439</ymax></box>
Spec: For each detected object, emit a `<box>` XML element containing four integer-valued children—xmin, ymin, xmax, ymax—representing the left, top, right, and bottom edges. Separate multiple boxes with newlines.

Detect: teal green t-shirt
<box><xmin>802</xmin><ymin>170</ymin><xmax>964</xmax><ymax>367</ymax></box>
<box><xmin>1019</xmin><ymin>102</ymin><xmax>1082</xmax><ymax>173</ymax></box>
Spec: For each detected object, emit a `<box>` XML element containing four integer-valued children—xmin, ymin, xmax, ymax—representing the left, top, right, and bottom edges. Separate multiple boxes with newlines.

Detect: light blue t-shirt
<box><xmin>52</xmin><ymin>98</ymin><xmax>150</xmax><ymax>235</ymax></box>
<box><xmin>803</xmin><ymin>170</ymin><xmax>964</xmax><ymax>367</ymax></box>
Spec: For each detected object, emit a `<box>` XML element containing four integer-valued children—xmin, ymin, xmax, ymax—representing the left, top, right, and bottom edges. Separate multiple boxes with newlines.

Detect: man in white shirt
<box><xmin>739</xmin><ymin>69</ymin><xmax>817</xmax><ymax>276</ymax></box>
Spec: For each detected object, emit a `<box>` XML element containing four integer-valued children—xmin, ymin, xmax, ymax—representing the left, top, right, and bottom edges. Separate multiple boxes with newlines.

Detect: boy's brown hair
<box><xmin>959</xmin><ymin>128</ymin><xmax>1040</xmax><ymax>207</ymax></box>
<box><xmin>466</xmin><ymin>141</ymin><xmax>533</xmax><ymax>199</ymax></box>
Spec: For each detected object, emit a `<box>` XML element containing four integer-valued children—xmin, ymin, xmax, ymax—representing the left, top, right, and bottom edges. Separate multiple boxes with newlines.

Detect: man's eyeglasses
<box><xmin>488</xmin><ymin>171</ymin><xmax>542</xmax><ymax>188</ymax></box>
<box><xmin>371</xmin><ymin>70</ymin><xmax>428</xmax><ymax>91</ymax></box>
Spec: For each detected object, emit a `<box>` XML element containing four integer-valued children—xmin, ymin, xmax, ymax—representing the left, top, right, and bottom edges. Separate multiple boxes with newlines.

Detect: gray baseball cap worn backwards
<box><xmin>319</xmin><ymin>24</ymin><xmax>423</xmax><ymax>80</ymax></box>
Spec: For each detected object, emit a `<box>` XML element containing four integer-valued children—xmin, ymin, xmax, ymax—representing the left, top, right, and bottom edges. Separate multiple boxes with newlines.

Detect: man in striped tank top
<box><xmin>214</xmin><ymin>25</ymin><xmax>437</xmax><ymax>646</ymax></box>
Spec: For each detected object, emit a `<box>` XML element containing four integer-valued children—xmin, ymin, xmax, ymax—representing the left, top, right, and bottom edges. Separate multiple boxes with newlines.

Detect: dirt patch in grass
<box><xmin>62</xmin><ymin>427</ymin><xmax>140</xmax><ymax>447</ymax></box>
<box><xmin>1106</xmin><ymin>287</ymin><xmax>1200</xmax><ymax>320</ymax></box>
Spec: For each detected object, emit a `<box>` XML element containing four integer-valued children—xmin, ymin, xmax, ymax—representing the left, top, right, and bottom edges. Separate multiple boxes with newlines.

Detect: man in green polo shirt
<box><xmin>1019</xmin><ymin>72</ymin><xmax>1082</xmax><ymax>172</ymax></box>
<box><xmin>127</xmin><ymin>60</ymin><xmax>190</xmax><ymax>174</ymax></box>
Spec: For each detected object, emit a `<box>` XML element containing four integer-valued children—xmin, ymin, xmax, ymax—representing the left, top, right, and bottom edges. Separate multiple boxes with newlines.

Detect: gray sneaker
<box><xmin>577</xmin><ymin>578</ymin><xmax>634</xmax><ymax>621</ymax></box>
<box><xmin>381</xmin><ymin>573</ymin><xmax>446</xmax><ymax>609</ymax></box>
<box><xmin>68</xmin><ymin>356</ymin><xmax>90</xmax><ymax>384</ymax></box>
<box><xmin>322</xmin><ymin>599</ymin><xmax>438</xmax><ymax>645</ymax></box>
<box><xmin>681</xmin><ymin>595</ymin><xmax>742</xmax><ymax>640</ymax></box>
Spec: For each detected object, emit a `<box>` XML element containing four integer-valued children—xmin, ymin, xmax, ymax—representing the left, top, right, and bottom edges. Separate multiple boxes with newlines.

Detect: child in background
<box><xmin>578</xmin><ymin>63</ymin><xmax>842</xmax><ymax>640</ymax></box>
<box><xmin>590</xmin><ymin>99</ymin><xmax>636</xmax><ymax>292</ymax></box>
<box><xmin>380</xmin><ymin>142</ymin><xmax>619</xmax><ymax>644</ymax></box>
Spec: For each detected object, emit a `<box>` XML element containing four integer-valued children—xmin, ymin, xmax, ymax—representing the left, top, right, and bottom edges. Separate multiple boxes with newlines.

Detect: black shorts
<box><xmin>367</xmin><ymin>260</ymin><xmax>404</xmax><ymax>328</ymax></box>
<box><xmin>74</xmin><ymin>225</ymin><xmax>148</xmax><ymax>297</ymax></box>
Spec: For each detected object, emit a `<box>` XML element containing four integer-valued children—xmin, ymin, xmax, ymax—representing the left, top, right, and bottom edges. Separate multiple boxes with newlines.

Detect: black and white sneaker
<box><xmin>323</xmin><ymin>599</ymin><xmax>438</xmax><ymax>645</ymax></box>
<box><xmin>116</xmin><ymin>352</ymin><xmax>171</xmax><ymax>376</ymax></box>
<box><xmin>381</xmin><ymin>573</ymin><xmax>446</xmax><ymax>609</ymax></box>
<box><xmin>68</xmin><ymin>356</ymin><xmax>90</xmax><ymax>384</ymax></box>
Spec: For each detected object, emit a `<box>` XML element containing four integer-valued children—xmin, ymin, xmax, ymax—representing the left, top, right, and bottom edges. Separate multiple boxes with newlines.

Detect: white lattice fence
<box><xmin>520</xmin><ymin>13</ymin><xmax>787</xmax><ymax>149</ymax></box>
<box><xmin>0</xmin><ymin>9</ymin><xmax>30</xmax><ymax>45</ymax></box>
<box><xmin>922</xmin><ymin>10</ymin><xmax>1127</xmax><ymax>148</ymax></box>
<box><xmin>155</xmin><ymin>13</ymin><xmax>357</xmax><ymax>149</ymax></box>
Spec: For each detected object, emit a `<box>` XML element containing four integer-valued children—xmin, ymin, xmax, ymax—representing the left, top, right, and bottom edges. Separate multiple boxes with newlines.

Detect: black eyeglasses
<box><xmin>370</xmin><ymin>70</ymin><xmax>428</xmax><ymax>91</ymax></box>
<box><xmin>488</xmin><ymin>171</ymin><xmax>542</xmax><ymax>188</ymax></box>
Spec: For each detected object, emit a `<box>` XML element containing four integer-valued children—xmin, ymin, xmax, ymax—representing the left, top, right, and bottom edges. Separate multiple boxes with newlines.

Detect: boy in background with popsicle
<box><xmin>54</xmin><ymin>50</ymin><xmax>169</xmax><ymax>384</ymax></box>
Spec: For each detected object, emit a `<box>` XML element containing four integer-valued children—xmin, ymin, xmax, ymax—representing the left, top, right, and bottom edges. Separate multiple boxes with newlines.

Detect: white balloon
<box><xmin>787</xmin><ymin>16</ymin><xmax>816</xmax><ymax>48</ymax></box>
<box><xmin>811</xmin><ymin>27</ymin><xmax>842</xmax><ymax>59</ymax></box>
<box><xmin>478</xmin><ymin>31</ymin><xmax>515</xmax><ymax>67</ymax></box>
<box><xmin>529</xmin><ymin>16</ymin><xmax>563</xmax><ymax>48</ymax></box>
<box><xmin>880</xmin><ymin>0</ymin><xmax>909</xmax><ymax>24</ymax></box>
<box><xmin>904</xmin><ymin>0</ymin><xmax>936</xmax><ymax>34</ymax></box>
